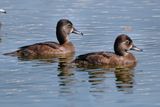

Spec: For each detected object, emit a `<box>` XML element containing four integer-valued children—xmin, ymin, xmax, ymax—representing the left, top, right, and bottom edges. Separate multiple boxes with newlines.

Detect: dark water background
<box><xmin>0</xmin><ymin>0</ymin><xmax>160</xmax><ymax>107</ymax></box>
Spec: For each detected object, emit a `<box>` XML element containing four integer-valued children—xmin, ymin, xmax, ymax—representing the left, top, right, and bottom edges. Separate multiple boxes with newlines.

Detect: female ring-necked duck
<box><xmin>74</xmin><ymin>34</ymin><xmax>142</xmax><ymax>68</ymax></box>
<box><xmin>4</xmin><ymin>19</ymin><xmax>83</xmax><ymax>58</ymax></box>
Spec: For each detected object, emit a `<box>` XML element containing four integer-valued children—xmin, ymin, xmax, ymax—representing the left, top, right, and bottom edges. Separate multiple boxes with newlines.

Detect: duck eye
<box><xmin>125</xmin><ymin>40</ymin><xmax>130</xmax><ymax>45</ymax></box>
<box><xmin>67</xmin><ymin>24</ymin><xmax>72</xmax><ymax>28</ymax></box>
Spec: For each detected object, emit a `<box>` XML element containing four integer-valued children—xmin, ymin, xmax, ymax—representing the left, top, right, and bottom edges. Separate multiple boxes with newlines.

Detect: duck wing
<box><xmin>75</xmin><ymin>51</ymin><xmax>115</xmax><ymax>65</ymax></box>
<box><xmin>20</xmin><ymin>41</ymin><xmax>60</xmax><ymax>50</ymax></box>
<box><xmin>16</xmin><ymin>41</ymin><xmax>62</xmax><ymax>57</ymax></box>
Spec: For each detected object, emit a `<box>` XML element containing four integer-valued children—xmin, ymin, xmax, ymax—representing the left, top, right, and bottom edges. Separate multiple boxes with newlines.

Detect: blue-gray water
<box><xmin>0</xmin><ymin>0</ymin><xmax>160</xmax><ymax>107</ymax></box>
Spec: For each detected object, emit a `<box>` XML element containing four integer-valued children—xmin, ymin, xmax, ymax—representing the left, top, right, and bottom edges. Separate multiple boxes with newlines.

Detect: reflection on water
<box><xmin>58</xmin><ymin>62</ymin><xmax>74</xmax><ymax>77</ymax></box>
<box><xmin>56</xmin><ymin>56</ymin><xmax>75</xmax><ymax>95</ymax></box>
<box><xmin>58</xmin><ymin>62</ymin><xmax>75</xmax><ymax>95</ymax></box>
<box><xmin>58</xmin><ymin>60</ymin><xmax>135</xmax><ymax>95</ymax></box>
<box><xmin>88</xmin><ymin>69</ymin><xmax>111</xmax><ymax>94</ymax></box>
<box><xmin>115</xmin><ymin>68</ymin><xmax>134</xmax><ymax>93</ymax></box>
<box><xmin>17</xmin><ymin>52</ymin><xmax>75</xmax><ymax>64</ymax></box>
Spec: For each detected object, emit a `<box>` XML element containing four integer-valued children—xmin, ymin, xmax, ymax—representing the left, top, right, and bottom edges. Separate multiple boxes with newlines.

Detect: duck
<box><xmin>4</xmin><ymin>19</ymin><xmax>83</xmax><ymax>58</ymax></box>
<box><xmin>74</xmin><ymin>34</ymin><xmax>142</xmax><ymax>68</ymax></box>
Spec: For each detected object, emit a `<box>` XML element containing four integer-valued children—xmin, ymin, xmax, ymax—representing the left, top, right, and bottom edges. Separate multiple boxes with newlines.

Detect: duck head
<box><xmin>114</xmin><ymin>34</ymin><xmax>142</xmax><ymax>56</ymax></box>
<box><xmin>56</xmin><ymin>19</ymin><xmax>83</xmax><ymax>45</ymax></box>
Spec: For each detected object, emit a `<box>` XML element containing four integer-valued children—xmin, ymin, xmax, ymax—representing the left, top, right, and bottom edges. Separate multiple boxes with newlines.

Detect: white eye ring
<box><xmin>125</xmin><ymin>40</ymin><xmax>130</xmax><ymax>44</ymax></box>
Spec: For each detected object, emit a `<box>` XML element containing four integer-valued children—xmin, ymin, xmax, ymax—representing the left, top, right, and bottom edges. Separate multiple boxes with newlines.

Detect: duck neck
<box><xmin>114</xmin><ymin>49</ymin><xmax>125</xmax><ymax>56</ymax></box>
<box><xmin>56</xmin><ymin>28</ymin><xmax>69</xmax><ymax>45</ymax></box>
<box><xmin>114</xmin><ymin>44</ymin><xmax>126</xmax><ymax>56</ymax></box>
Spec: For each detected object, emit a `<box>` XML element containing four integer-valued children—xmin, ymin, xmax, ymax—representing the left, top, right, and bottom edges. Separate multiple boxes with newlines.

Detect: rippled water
<box><xmin>0</xmin><ymin>0</ymin><xmax>160</xmax><ymax>107</ymax></box>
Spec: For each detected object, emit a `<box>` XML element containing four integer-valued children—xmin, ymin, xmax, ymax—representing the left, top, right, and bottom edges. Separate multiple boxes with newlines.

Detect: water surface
<box><xmin>0</xmin><ymin>0</ymin><xmax>160</xmax><ymax>107</ymax></box>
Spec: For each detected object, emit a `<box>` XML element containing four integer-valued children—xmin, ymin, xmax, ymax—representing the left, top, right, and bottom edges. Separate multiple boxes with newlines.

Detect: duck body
<box><xmin>74</xmin><ymin>51</ymin><xmax>136</xmax><ymax>68</ymax></box>
<box><xmin>74</xmin><ymin>34</ymin><xmax>142</xmax><ymax>68</ymax></box>
<box><xmin>15</xmin><ymin>41</ymin><xmax>75</xmax><ymax>58</ymax></box>
<box><xmin>4</xmin><ymin>19</ymin><xmax>83</xmax><ymax>58</ymax></box>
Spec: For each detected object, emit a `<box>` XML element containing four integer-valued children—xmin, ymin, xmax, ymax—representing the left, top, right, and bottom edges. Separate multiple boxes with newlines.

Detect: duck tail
<box><xmin>3</xmin><ymin>51</ymin><xmax>18</xmax><ymax>56</ymax></box>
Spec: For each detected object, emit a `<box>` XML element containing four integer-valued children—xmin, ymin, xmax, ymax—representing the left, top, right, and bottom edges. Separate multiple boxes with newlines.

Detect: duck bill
<box><xmin>131</xmin><ymin>45</ymin><xmax>143</xmax><ymax>52</ymax></box>
<box><xmin>72</xmin><ymin>27</ymin><xmax>83</xmax><ymax>36</ymax></box>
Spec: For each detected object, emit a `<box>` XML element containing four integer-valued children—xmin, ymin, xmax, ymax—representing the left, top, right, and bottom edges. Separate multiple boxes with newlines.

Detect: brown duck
<box><xmin>74</xmin><ymin>34</ymin><xmax>142</xmax><ymax>68</ymax></box>
<box><xmin>4</xmin><ymin>19</ymin><xmax>83</xmax><ymax>58</ymax></box>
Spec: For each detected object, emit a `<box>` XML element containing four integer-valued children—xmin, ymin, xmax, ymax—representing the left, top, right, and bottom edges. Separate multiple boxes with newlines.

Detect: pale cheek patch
<box><xmin>63</xmin><ymin>24</ymin><xmax>73</xmax><ymax>34</ymax></box>
<box><xmin>129</xmin><ymin>44</ymin><xmax>133</xmax><ymax>50</ymax></box>
<box><xmin>70</xmin><ymin>28</ymin><xmax>73</xmax><ymax>33</ymax></box>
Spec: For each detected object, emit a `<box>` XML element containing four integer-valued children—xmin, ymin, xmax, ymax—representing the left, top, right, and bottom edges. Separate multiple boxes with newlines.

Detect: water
<box><xmin>0</xmin><ymin>0</ymin><xmax>160</xmax><ymax>107</ymax></box>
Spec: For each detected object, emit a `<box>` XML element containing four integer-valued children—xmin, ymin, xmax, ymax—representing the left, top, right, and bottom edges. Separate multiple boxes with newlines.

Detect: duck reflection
<box><xmin>77</xmin><ymin>67</ymin><xmax>134</xmax><ymax>94</ymax></box>
<box><xmin>57</xmin><ymin>56</ymin><xmax>76</xmax><ymax>95</ymax></box>
<box><xmin>88</xmin><ymin>70</ymin><xmax>107</xmax><ymax>85</ymax></box>
<box><xmin>57</xmin><ymin>61</ymin><xmax>135</xmax><ymax>95</ymax></box>
<box><xmin>16</xmin><ymin>52</ymin><xmax>134</xmax><ymax>94</ymax></box>
<box><xmin>87</xmin><ymin>69</ymin><xmax>112</xmax><ymax>94</ymax></box>
<box><xmin>114</xmin><ymin>68</ymin><xmax>134</xmax><ymax>93</ymax></box>
<box><xmin>18</xmin><ymin>52</ymin><xmax>76</xmax><ymax>95</ymax></box>
<box><xmin>58</xmin><ymin>61</ymin><xmax>74</xmax><ymax>77</ymax></box>
<box><xmin>17</xmin><ymin>52</ymin><xmax>75</xmax><ymax>63</ymax></box>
